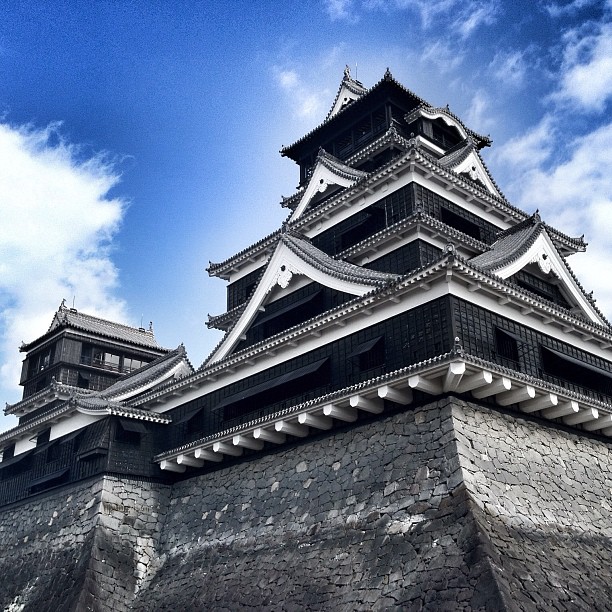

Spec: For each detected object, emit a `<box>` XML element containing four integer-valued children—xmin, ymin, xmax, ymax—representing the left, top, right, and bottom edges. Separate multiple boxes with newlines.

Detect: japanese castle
<box><xmin>2</xmin><ymin>68</ymin><xmax>612</xmax><ymax>502</ymax></box>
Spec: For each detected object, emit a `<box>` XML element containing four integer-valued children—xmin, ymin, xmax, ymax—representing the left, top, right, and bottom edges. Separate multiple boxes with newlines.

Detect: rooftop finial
<box><xmin>344</xmin><ymin>64</ymin><xmax>351</xmax><ymax>80</ymax></box>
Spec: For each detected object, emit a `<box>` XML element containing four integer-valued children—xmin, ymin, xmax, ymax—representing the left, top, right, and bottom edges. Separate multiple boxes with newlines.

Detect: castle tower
<box><xmin>2</xmin><ymin>69</ymin><xmax>612</xmax><ymax>609</ymax></box>
<box><xmin>151</xmin><ymin>68</ymin><xmax>611</xmax><ymax>470</ymax></box>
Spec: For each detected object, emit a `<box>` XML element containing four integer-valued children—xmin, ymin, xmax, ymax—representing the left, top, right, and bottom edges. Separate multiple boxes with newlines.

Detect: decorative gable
<box><xmin>289</xmin><ymin>149</ymin><xmax>368</xmax><ymax>221</ymax></box>
<box><xmin>207</xmin><ymin>232</ymin><xmax>398</xmax><ymax>363</ymax></box>
<box><xmin>326</xmin><ymin>66</ymin><xmax>368</xmax><ymax>120</ymax></box>
<box><xmin>445</xmin><ymin>148</ymin><xmax>500</xmax><ymax>197</ymax></box>
<box><xmin>470</xmin><ymin>215</ymin><xmax>607</xmax><ymax>326</ymax></box>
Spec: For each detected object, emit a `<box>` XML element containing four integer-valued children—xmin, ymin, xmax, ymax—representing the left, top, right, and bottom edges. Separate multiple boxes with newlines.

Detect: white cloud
<box><xmin>0</xmin><ymin>122</ymin><xmax>127</xmax><ymax>403</ymax></box>
<box><xmin>489</xmin><ymin>49</ymin><xmax>529</xmax><ymax>88</ymax></box>
<box><xmin>273</xmin><ymin>67</ymin><xmax>327</xmax><ymax>120</ymax></box>
<box><xmin>551</xmin><ymin>21</ymin><xmax>612</xmax><ymax>111</ymax></box>
<box><xmin>454</xmin><ymin>2</ymin><xmax>499</xmax><ymax>39</ymax></box>
<box><xmin>491</xmin><ymin>115</ymin><xmax>556</xmax><ymax>170</ymax></box>
<box><xmin>324</xmin><ymin>0</ymin><xmax>359</xmax><ymax>22</ymax></box>
<box><xmin>420</xmin><ymin>40</ymin><xmax>465</xmax><ymax>73</ymax></box>
<box><xmin>543</xmin><ymin>0</ymin><xmax>604</xmax><ymax>18</ymax></box>
<box><xmin>500</xmin><ymin>120</ymin><xmax>612</xmax><ymax>319</ymax></box>
<box><xmin>463</xmin><ymin>89</ymin><xmax>495</xmax><ymax>134</ymax></box>
<box><xmin>338</xmin><ymin>0</ymin><xmax>499</xmax><ymax>35</ymax></box>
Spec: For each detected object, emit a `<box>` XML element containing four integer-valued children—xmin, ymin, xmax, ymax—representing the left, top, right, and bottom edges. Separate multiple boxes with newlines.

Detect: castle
<box><xmin>1</xmin><ymin>69</ymin><xmax>612</xmax><ymax>610</ymax></box>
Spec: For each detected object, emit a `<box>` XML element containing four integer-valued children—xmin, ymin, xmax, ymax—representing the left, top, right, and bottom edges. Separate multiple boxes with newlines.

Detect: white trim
<box><xmin>328</xmin><ymin>82</ymin><xmax>363</xmax><ymax>118</ymax></box>
<box><xmin>290</xmin><ymin>159</ymin><xmax>361</xmax><ymax>222</ymax></box>
<box><xmin>209</xmin><ymin>239</ymin><xmax>392</xmax><ymax>363</ymax></box>
<box><xmin>151</xmin><ymin>261</ymin><xmax>612</xmax><ymax>414</ymax></box>
<box><xmin>155</xmin><ymin>356</ymin><xmax>612</xmax><ymax>471</ymax></box>
<box><xmin>490</xmin><ymin>231</ymin><xmax>604</xmax><ymax>325</ymax></box>
<box><xmin>451</xmin><ymin>150</ymin><xmax>499</xmax><ymax>197</ymax></box>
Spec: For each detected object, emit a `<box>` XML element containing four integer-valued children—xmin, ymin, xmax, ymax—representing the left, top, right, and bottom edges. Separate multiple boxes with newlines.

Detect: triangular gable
<box><xmin>447</xmin><ymin>148</ymin><xmax>500</xmax><ymax>197</ymax></box>
<box><xmin>327</xmin><ymin>67</ymin><xmax>368</xmax><ymax>120</ymax></box>
<box><xmin>470</xmin><ymin>218</ymin><xmax>606</xmax><ymax>326</ymax></box>
<box><xmin>289</xmin><ymin>150</ymin><xmax>367</xmax><ymax>221</ymax></box>
<box><xmin>208</xmin><ymin>234</ymin><xmax>398</xmax><ymax>363</ymax></box>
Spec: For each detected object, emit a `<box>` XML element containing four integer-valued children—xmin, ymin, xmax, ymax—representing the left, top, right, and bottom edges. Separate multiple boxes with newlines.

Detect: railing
<box><xmin>79</xmin><ymin>355</ymin><xmax>120</xmax><ymax>372</ymax></box>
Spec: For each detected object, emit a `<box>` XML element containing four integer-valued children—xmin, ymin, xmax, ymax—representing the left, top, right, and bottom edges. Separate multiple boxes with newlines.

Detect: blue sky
<box><xmin>0</xmin><ymin>0</ymin><xmax>611</xmax><ymax>430</ymax></box>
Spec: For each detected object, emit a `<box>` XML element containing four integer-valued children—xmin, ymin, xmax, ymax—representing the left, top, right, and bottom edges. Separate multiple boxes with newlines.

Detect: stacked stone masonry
<box><xmin>1</xmin><ymin>398</ymin><xmax>612</xmax><ymax>610</ymax></box>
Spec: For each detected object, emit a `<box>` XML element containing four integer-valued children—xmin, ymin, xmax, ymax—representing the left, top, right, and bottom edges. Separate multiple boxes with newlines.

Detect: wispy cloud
<box><xmin>491</xmin><ymin>115</ymin><xmax>556</xmax><ymax>170</ymax></box>
<box><xmin>0</xmin><ymin>122</ymin><xmax>127</xmax><ymax>402</ymax></box>
<box><xmin>543</xmin><ymin>0</ymin><xmax>604</xmax><ymax>18</ymax></box>
<box><xmin>551</xmin><ymin>21</ymin><xmax>612</xmax><ymax>111</ymax></box>
<box><xmin>499</xmin><ymin>119</ymin><xmax>612</xmax><ymax>318</ymax></box>
<box><xmin>463</xmin><ymin>89</ymin><xmax>495</xmax><ymax>134</ymax></box>
<box><xmin>454</xmin><ymin>2</ymin><xmax>499</xmax><ymax>39</ymax></box>
<box><xmin>328</xmin><ymin>0</ymin><xmax>500</xmax><ymax>36</ymax></box>
<box><xmin>420</xmin><ymin>40</ymin><xmax>466</xmax><ymax>73</ymax></box>
<box><xmin>489</xmin><ymin>49</ymin><xmax>530</xmax><ymax>88</ymax></box>
<box><xmin>324</xmin><ymin>0</ymin><xmax>359</xmax><ymax>22</ymax></box>
<box><xmin>273</xmin><ymin>67</ymin><xmax>327</xmax><ymax>120</ymax></box>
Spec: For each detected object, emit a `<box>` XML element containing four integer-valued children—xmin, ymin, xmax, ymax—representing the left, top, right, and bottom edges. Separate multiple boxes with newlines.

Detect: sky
<box><xmin>0</xmin><ymin>0</ymin><xmax>611</xmax><ymax>431</ymax></box>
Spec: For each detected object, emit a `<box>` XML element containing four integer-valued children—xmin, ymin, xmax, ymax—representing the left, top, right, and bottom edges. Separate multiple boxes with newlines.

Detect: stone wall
<box><xmin>0</xmin><ymin>475</ymin><xmax>170</xmax><ymax>612</ymax></box>
<box><xmin>2</xmin><ymin>398</ymin><xmax>612</xmax><ymax>610</ymax></box>
<box><xmin>453</xmin><ymin>401</ymin><xmax>612</xmax><ymax>609</ymax></box>
<box><xmin>130</xmin><ymin>400</ymin><xmax>502</xmax><ymax>610</ymax></box>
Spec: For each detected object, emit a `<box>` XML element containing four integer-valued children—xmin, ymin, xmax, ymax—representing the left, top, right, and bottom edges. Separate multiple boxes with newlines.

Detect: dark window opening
<box><xmin>255</xmin><ymin>290</ymin><xmax>322</xmax><ymax>339</ymax></box>
<box><xmin>2</xmin><ymin>444</ymin><xmax>15</xmax><ymax>461</ymax></box>
<box><xmin>114</xmin><ymin>420</ymin><xmax>145</xmax><ymax>446</ymax></box>
<box><xmin>35</xmin><ymin>376</ymin><xmax>48</xmax><ymax>393</ymax></box>
<box><xmin>495</xmin><ymin>328</ymin><xmax>519</xmax><ymax>364</ymax></box>
<box><xmin>440</xmin><ymin>207</ymin><xmax>481</xmax><ymax>240</ymax></box>
<box><xmin>0</xmin><ymin>450</ymin><xmax>33</xmax><ymax>480</ymax></box>
<box><xmin>222</xmin><ymin>358</ymin><xmax>330</xmax><ymax>423</ymax></box>
<box><xmin>46</xmin><ymin>441</ymin><xmax>62</xmax><ymax>463</ymax></box>
<box><xmin>36</xmin><ymin>429</ymin><xmax>50</xmax><ymax>446</ymax></box>
<box><xmin>513</xmin><ymin>270</ymin><xmax>572</xmax><ymax>310</ymax></box>
<box><xmin>77</xmin><ymin>373</ymin><xmax>90</xmax><ymax>389</ymax></box>
<box><xmin>541</xmin><ymin>347</ymin><xmax>612</xmax><ymax>398</ymax></box>
<box><xmin>348</xmin><ymin>336</ymin><xmax>386</xmax><ymax>372</ymax></box>
<box><xmin>340</xmin><ymin>207</ymin><xmax>386</xmax><ymax>250</ymax></box>
<box><xmin>27</xmin><ymin>346</ymin><xmax>54</xmax><ymax>378</ymax></box>
<box><xmin>29</xmin><ymin>468</ymin><xmax>69</xmax><ymax>494</ymax></box>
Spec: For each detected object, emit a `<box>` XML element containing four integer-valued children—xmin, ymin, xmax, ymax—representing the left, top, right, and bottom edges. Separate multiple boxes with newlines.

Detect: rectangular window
<box><xmin>36</xmin><ymin>429</ymin><xmax>50</xmax><ymax>446</ymax></box>
<box><xmin>1</xmin><ymin>444</ymin><xmax>15</xmax><ymax>461</ymax></box>
<box><xmin>440</xmin><ymin>207</ymin><xmax>481</xmax><ymax>240</ymax></box>
<box><xmin>123</xmin><ymin>357</ymin><xmax>145</xmax><ymax>373</ymax></box>
<box><xmin>541</xmin><ymin>346</ymin><xmax>612</xmax><ymax>398</ymax></box>
<box><xmin>495</xmin><ymin>328</ymin><xmax>519</xmax><ymax>364</ymax></box>
<box><xmin>92</xmin><ymin>350</ymin><xmax>121</xmax><ymax>371</ymax></box>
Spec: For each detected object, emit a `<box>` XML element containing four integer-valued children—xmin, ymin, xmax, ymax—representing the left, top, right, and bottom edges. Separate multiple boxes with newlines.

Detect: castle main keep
<box><xmin>2</xmin><ymin>69</ymin><xmax>612</xmax><ymax>610</ymax></box>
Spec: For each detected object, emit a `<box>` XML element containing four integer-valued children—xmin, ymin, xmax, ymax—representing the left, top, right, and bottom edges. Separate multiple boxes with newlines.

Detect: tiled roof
<box><xmin>469</xmin><ymin>214</ymin><xmax>543</xmax><ymax>271</ymax></box>
<box><xmin>469</xmin><ymin>215</ymin><xmax>607</xmax><ymax>325</ymax></box>
<box><xmin>438</xmin><ymin>140</ymin><xmax>474</xmax><ymax>167</ymax></box>
<box><xmin>207</xmin><ymin>231</ymin><xmax>282</xmax><ymax>278</ymax></box>
<box><xmin>281</xmin><ymin>232</ymin><xmax>400</xmax><ymax>287</ymax></box>
<box><xmin>325</xmin><ymin>70</ymin><xmax>368</xmax><ymax>121</ymax></box>
<box><xmin>282</xmin><ymin>149</ymin><xmax>368</xmax><ymax>211</ymax></box>
<box><xmin>405</xmin><ymin>104</ymin><xmax>491</xmax><ymax>149</ymax></box>
<box><xmin>138</xmin><ymin>248</ymin><xmax>612</xmax><ymax>409</ymax></box>
<box><xmin>21</xmin><ymin>303</ymin><xmax>165</xmax><ymax>352</ymax></box>
<box><xmin>281</xmin><ymin>69</ymin><xmax>428</xmax><ymax>158</ymax></box>
<box><xmin>102</xmin><ymin>344</ymin><xmax>193</xmax><ymax>400</ymax></box>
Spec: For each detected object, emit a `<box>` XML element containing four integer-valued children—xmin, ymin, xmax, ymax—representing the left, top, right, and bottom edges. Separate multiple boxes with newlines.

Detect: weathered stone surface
<box><xmin>1</xmin><ymin>398</ymin><xmax>612</xmax><ymax>609</ymax></box>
